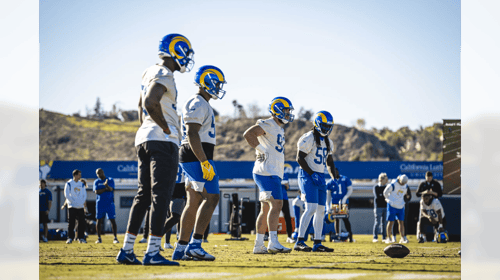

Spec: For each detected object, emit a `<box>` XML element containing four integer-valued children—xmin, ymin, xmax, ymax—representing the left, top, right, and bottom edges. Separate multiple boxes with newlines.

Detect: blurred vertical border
<box><xmin>462</xmin><ymin>0</ymin><xmax>500</xmax><ymax>279</ymax></box>
<box><xmin>0</xmin><ymin>0</ymin><xmax>39</xmax><ymax>279</ymax></box>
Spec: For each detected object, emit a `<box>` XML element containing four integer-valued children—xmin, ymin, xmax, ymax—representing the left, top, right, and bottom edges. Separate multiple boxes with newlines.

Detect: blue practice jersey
<box><xmin>93</xmin><ymin>178</ymin><xmax>115</xmax><ymax>205</ymax></box>
<box><xmin>326</xmin><ymin>175</ymin><xmax>352</xmax><ymax>204</ymax></box>
<box><xmin>39</xmin><ymin>188</ymin><xmax>52</xmax><ymax>212</ymax></box>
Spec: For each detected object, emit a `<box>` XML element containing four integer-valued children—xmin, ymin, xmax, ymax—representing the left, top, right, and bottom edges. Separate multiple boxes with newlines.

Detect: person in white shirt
<box><xmin>383</xmin><ymin>174</ymin><xmax>411</xmax><ymax>244</ymax></box>
<box><xmin>64</xmin><ymin>169</ymin><xmax>88</xmax><ymax>244</ymax></box>
<box><xmin>417</xmin><ymin>190</ymin><xmax>447</xmax><ymax>243</ymax></box>
<box><xmin>244</xmin><ymin>96</ymin><xmax>294</xmax><ymax>254</ymax></box>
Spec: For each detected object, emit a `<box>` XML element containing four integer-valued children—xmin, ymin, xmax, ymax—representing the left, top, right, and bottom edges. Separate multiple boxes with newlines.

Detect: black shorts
<box><xmin>40</xmin><ymin>211</ymin><xmax>49</xmax><ymax>224</ymax></box>
<box><xmin>420</xmin><ymin>216</ymin><xmax>447</xmax><ymax>229</ymax></box>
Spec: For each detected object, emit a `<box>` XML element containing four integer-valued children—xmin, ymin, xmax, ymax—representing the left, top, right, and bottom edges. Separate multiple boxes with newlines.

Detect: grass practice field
<box><xmin>39</xmin><ymin>234</ymin><xmax>461</xmax><ymax>280</ymax></box>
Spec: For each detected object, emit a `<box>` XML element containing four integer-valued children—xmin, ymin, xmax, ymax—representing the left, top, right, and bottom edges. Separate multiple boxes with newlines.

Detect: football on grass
<box><xmin>384</xmin><ymin>244</ymin><xmax>410</xmax><ymax>258</ymax></box>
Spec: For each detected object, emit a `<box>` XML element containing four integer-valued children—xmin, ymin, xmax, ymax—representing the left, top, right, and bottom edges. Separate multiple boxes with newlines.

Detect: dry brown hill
<box><xmin>39</xmin><ymin>109</ymin><xmax>442</xmax><ymax>161</ymax></box>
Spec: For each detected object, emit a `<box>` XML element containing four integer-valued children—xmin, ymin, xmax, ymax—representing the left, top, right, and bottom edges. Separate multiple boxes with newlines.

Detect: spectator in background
<box><xmin>64</xmin><ymin>169</ymin><xmax>88</xmax><ymax>244</ymax></box>
<box><xmin>416</xmin><ymin>171</ymin><xmax>443</xmax><ymax>198</ymax></box>
<box><xmin>39</xmin><ymin>179</ymin><xmax>52</xmax><ymax>242</ymax></box>
<box><xmin>372</xmin><ymin>173</ymin><xmax>388</xmax><ymax>243</ymax></box>
<box><xmin>93</xmin><ymin>168</ymin><xmax>119</xmax><ymax>244</ymax></box>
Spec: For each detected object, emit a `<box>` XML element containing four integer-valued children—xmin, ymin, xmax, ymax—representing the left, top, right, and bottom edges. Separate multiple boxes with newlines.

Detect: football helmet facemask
<box><xmin>158</xmin><ymin>34</ymin><xmax>195</xmax><ymax>73</ymax></box>
<box><xmin>269</xmin><ymin>97</ymin><xmax>294</xmax><ymax>124</ymax></box>
<box><xmin>194</xmin><ymin>65</ymin><xmax>227</xmax><ymax>100</ymax></box>
<box><xmin>313</xmin><ymin>111</ymin><xmax>334</xmax><ymax>136</ymax></box>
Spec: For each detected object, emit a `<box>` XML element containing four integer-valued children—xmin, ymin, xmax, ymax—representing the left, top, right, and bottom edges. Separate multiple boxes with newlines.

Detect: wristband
<box><xmin>255</xmin><ymin>144</ymin><xmax>266</xmax><ymax>154</ymax></box>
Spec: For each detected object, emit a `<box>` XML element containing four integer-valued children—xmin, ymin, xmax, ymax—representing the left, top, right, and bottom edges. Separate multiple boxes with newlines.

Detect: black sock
<box><xmin>314</xmin><ymin>239</ymin><xmax>321</xmax><ymax>245</ymax></box>
<box><xmin>179</xmin><ymin>240</ymin><xmax>189</xmax><ymax>245</ymax></box>
<box><xmin>298</xmin><ymin>237</ymin><xmax>305</xmax><ymax>242</ymax></box>
<box><xmin>193</xmin><ymin>233</ymin><xmax>203</xmax><ymax>240</ymax></box>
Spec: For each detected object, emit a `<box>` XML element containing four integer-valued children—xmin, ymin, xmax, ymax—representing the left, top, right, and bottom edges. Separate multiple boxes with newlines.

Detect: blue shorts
<box><xmin>281</xmin><ymin>185</ymin><xmax>289</xmax><ymax>200</ymax></box>
<box><xmin>180</xmin><ymin>161</ymin><xmax>219</xmax><ymax>194</ymax></box>
<box><xmin>387</xmin><ymin>205</ymin><xmax>405</xmax><ymax>221</ymax></box>
<box><xmin>96</xmin><ymin>203</ymin><xmax>116</xmax><ymax>220</ymax></box>
<box><xmin>253</xmin><ymin>174</ymin><xmax>283</xmax><ymax>200</ymax></box>
<box><xmin>298</xmin><ymin>172</ymin><xmax>326</xmax><ymax>206</ymax></box>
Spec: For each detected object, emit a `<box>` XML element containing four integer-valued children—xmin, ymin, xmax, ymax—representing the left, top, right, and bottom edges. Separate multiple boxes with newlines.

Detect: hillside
<box><xmin>39</xmin><ymin>109</ymin><xmax>442</xmax><ymax>161</ymax></box>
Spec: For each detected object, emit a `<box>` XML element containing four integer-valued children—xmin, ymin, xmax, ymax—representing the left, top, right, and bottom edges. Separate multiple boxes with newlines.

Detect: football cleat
<box><xmin>79</xmin><ymin>239</ymin><xmax>87</xmax><ymax>244</ymax></box>
<box><xmin>418</xmin><ymin>237</ymin><xmax>425</xmax><ymax>243</ymax></box>
<box><xmin>138</xmin><ymin>238</ymin><xmax>148</xmax><ymax>243</ymax></box>
<box><xmin>294</xmin><ymin>241</ymin><xmax>312</xmax><ymax>252</ymax></box>
<box><xmin>158</xmin><ymin>34</ymin><xmax>194</xmax><ymax>73</ymax></box>
<box><xmin>267</xmin><ymin>242</ymin><xmax>292</xmax><ymax>254</ymax></box>
<box><xmin>66</xmin><ymin>238</ymin><xmax>73</xmax><ymax>244</ymax></box>
<box><xmin>373</xmin><ymin>239</ymin><xmax>378</xmax><ymax>243</ymax></box>
<box><xmin>312</xmin><ymin>243</ymin><xmax>334</xmax><ymax>252</ymax></box>
<box><xmin>95</xmin><ymin>238</ymin><xmax>102</xmax><ymax>244</ymax></box>
<box><xmin>385</xmin><ymin>238</ymin><xmax>394</xmax><ymax>244</ymax></box>
<box><xmin>42</xmin><ymin>236</ymin><xmax>48</xmax><ymax>243</ymax></box>
<box><xmin>113</xmin><ymin>238</ymin><xmax>119</xmax><ymax>244</ymax></box>
<box><xmin>185</xmin><ymin>242</ymin><xmax>215</xmax><ymax>261</ymax></box>
<box><xmin>313</xmin><ymin>111</ymin><xmax>334</xmax><ymax>136</ymax></box>
<box><xmin>203</xmin><ymin>239</ymin><xmax>209</xmax><ymax>243</ymax></box>
<box><xmin>116</xmin><ymin>248</ymin><xmax>142</xmax><ymax>265</ymax></box>
<box><xmin>164</xmin><ymin>243</ymin><xmax>174</xmax><ymax>249</ymax></box>
<box><xmin>269</xmin><ymin>97</ymin><xmax>295</xmax><ymax>124</ymax></box>
<box><xmin>263</xmin><ymin>234</ymin><xmax>269</xmax><ymax>241</ymax></box>
<box><xmin>399</xmin><ymin>237</ymin><xmax>409</xmax><ymax>244</ymax></box>
<box><xmin>172</xmin><ymin>243</ymin><xmax>187</xmax><ymax>260</ymax></box>
<box><xmin>286</xmin><ymin>237</ymin><xmax>295</xmax><ymax>243</ymax></box>
<box><xmin>142</xmin><ymin>251</ymin><xmax>179</xmax><ymax>266</ymax></box>
<box><xmin>194</xmin><ymin>66</ymin><xmax>227</xmax><ymax>100</ymax></box>
<box><xmin>253</xmin><ymin>242</ymin><xmax>268</xmax><ymax>254</ymax></box>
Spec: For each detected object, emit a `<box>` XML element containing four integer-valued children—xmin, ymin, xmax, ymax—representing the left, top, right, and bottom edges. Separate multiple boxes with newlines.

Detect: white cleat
<box><xmin>400</xmin><ymin>237</ymin><xmax>409</xmax><ymax>244</ymax></box>
<box><xmin>253</xmin><ymin>243</ymin><xmax>268</xmax><ymax>254</ymax></box>
<box><xmin>138</xmin><ymin>238</ymin><xmax>148</xmax><ymax>243</ymax></box>
<box><xmin>372</xmin><ymin>239</ymin><xmax>378</xmax><ymax>243</ymax></box>
<box><xmin>164</xmin><ymin>243</ymin><xmax>174</xmax><ymax>249</ymax></box>
<box><xmin>286</xmin><ymin>237</ymin><xmax>295</xmax><ymax>244</ymax></box>
<box><xmin>385</xmin><ymin>238</ymin><xmax>394</xmax><ymax>244</ymax></box>
<box><xmin>267</xmin><ymin>242</ymin><xmax>292</xmax><ymax>254</ymax></box>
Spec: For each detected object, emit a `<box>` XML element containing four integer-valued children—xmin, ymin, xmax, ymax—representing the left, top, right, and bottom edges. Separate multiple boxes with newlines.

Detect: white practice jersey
<box><xmin>181</xmin><ymin>95</ymin><xmax>216</xmax><ymax>145</ymax></box>
<box><xmin>135</xmin><ymin>64</ymin><xmax>180</xmax><ymax>147</ymax></box>
<box><xmin>252</xmin><ymin>118</ymin><xmax>285</xmax><ymax>179</ymax></box>
<box><xmin>383</xmin><ymin>179</ymin><xmax>409</xmax><ymax>209</ymax></box>
<box><xmin>420</xmin><ymin>198</ymin><xmax>445</xmax><ymax>219</ymax></box>
<box><xmin>297</xmin><ymin>131</ymin><xmax>334</xmax><ymax>173</ymax></box>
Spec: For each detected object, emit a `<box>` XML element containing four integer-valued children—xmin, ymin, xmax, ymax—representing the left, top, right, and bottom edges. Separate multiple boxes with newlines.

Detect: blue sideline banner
<box><xmin>41</xmin><ymin>161</ymin><xmax>442</xmax><ymax>181</ymax></box>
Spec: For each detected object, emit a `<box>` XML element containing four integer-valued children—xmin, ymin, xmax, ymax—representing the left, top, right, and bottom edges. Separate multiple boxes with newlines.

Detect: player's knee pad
<box><xmin>259</xmin><ymin>191</ymin><xmax>273</xmax><ymax>202</ymax></box>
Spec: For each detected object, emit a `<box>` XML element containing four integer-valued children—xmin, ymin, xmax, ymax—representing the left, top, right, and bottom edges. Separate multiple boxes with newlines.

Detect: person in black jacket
<box><xmin>416</xmin><ymin>171</ymin><xmax>443</xmax><ymax>198</ymax></box>
<box><xmin>372</xmin><ymin>173</ymin><xmax>388</xmax><ymax>243</ymax></box>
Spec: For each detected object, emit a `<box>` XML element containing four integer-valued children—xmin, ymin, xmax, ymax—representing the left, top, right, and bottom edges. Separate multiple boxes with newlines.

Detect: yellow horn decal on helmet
<box><xmin>270</xmin><ymin>99</ymin><xmax>289</xmax><ymax>114</ymax></box>
<box><xmin>169</xmin><ymin>36</ymin><xmax>191</xmax><ymax>59</ymax></box>
<box><xmin>319</xmin><ymin>113</ymin><xmax>327</xmax><ymax>123</ymax></box>
<box><xmin>199</xmin><ymin>69</ymin><xmax>224</xmax><ymax>88</ymax></box>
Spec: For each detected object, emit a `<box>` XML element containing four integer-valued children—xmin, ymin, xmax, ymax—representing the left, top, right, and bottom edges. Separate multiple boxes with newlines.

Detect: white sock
<box><xmin>256</xmin><ymin>233</ymin><xmax>265</xmax><ymax>244</ymax></box>
<box><xmin>122</xmin><ymin>233</ymin><xmax>137</xmax><ymax>251</ymax></box>
<box><xmin>270</xmin><ymin>231</ymin><xmax>278</xmax><ymax>243</ymax></box>
<box><xmin>189</xmin><ymin>237</ymin><xmax>202</xmax><ymax>244</ymax></box>
<box><xmin>313</xmin><ymin>205</ymin><xmax>325</xmax><ymax>241</ymax></box>
<box><xmin>146</xmin><ymin>235</ymin><xmax>162</xmax><ymax>254</ymax></box>
<box><xmin>298</xmin><ymin>203</ymin><xmax>318</xmax><ymax>238</ymax></box>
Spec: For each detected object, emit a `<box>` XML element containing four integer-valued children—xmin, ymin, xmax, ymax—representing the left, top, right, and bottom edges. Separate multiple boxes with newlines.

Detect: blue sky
<box><xmin>38</xmin><ymin>0</ymin><xmax>460</xmax><ymax>130</ymax></box>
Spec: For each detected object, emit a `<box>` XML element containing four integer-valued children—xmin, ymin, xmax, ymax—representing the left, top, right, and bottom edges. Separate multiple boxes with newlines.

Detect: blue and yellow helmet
<box><xmin>269</xmin><ymin>97</ymin><xmax>294</xmax><ymax>124</ymax></box>
<box><xmin>194</xmin><ymin>65</ymin><xmax>227</xmax><ymax>100</ymax></box>
<box><xmin>158</xmin><ymin>34</ymin><xmax>195</xmax><ymax>73</ymax></box>
<box><xmin>313</xmin><ymin>111</ymin><xmax>334</xmax><ymax>136</ymax></box>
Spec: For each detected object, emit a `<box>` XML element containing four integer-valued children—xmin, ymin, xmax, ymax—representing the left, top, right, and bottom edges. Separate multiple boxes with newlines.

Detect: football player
<box><xmin>326</xmin><ymin>168</ymin><xmax>354</xmax><ymax>242</ymax></box>
<box><xmin>417</xmin><ymin>190</ymin><xmax>447</xmax><ymax>243</ymax></box>
<box><xmin>294</xmin><ymin>111</ymin><xmax>336</xmax><ymax>252</ymax></box>
<box><xmin>281</xmin><ymin>172</ymin><xmax>295</xmax><ymax>243</ymax></box>
<box><xmin>172</xmin><ymin>65</ymin><xmax>227</xmax><ymax>261</ymax></box>
<box><xmin>243</xmin><ymin>97</ymin><xmax>294</xmax><ymax>254</ymax></box>
<box><xmin>162</xmin><ymin>164</ymin><xmax>187</xmax><ymax>249</ymax></box>
<box><xmin>383</xmin><ymin>174</ymin><xmax>411</xmax><ymax>244</ymax></box>
<box><xmin>93</xmin><ymin>168</ymin><xmax>119</xmax><ymax>244</ymax></box>
<box><xmin>117</xmin><ymin>33</ymin><xmax>194</xmax><ymax>266</ymax></box>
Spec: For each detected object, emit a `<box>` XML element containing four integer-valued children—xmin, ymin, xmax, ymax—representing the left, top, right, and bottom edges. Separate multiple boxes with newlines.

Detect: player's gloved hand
<box><xmin>311</xmin><ymin>172</ymin><xmax>324</xmax><ymax>186</ymax></box>
<box><xmin>201</xmin><ymin>160</ymin><xmax>216</xmax><ymax>181</ymax></box>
